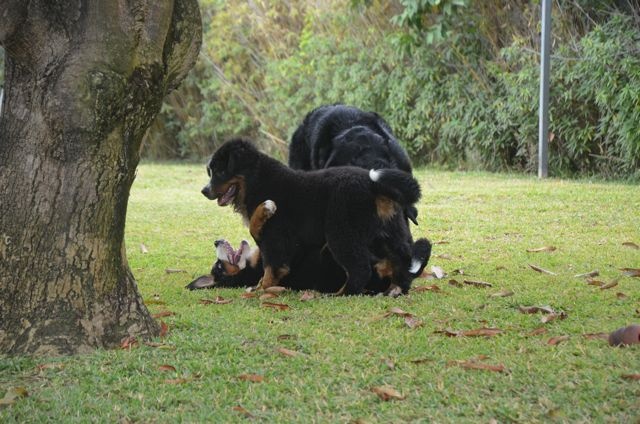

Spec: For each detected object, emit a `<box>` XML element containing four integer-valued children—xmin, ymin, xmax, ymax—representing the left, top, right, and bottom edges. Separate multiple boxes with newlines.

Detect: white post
<box><xmin>538</xmin><ymin>0</ymin><xmax>552</xmax><ymax>178</ymax></box>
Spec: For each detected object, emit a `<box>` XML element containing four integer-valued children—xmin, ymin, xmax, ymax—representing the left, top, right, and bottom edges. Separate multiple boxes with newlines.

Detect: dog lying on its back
<box><xmin>186</xmin><ymin>200</ymin><xmax>433</xmax><ymax>293</ymax></box>
<box><xmin>201</xmin><ymin>138</ymin><xmax>421</xmax><ymax>295</ymax></box>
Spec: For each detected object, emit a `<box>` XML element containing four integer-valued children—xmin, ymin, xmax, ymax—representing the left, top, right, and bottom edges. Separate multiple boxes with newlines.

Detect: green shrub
<box><xmin>142</xmin><ymin>1</ymin><xmax>640</xmax><ymax>179</ymax></box>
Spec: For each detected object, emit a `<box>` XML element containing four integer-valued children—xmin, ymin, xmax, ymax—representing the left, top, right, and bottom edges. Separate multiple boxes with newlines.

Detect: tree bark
<box><xmin>0</xmin><ymin>0</ymin><xmax>201</xmax><ymax>355</ymax></box>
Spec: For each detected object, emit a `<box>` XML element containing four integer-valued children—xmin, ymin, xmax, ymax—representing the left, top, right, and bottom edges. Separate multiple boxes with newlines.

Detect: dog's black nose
<box><xmin>201</xmin><ymin>185</ymin><xmax>211</xmax><ymax>198</ymax></box>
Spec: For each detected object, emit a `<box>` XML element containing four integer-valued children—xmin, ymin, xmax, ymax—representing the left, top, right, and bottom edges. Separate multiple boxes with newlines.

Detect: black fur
<box><xmin>289</xmin><ymin>104</ymin><xmax>418</xmax><ymax>224</ymax></box>
<box><xmin>289</xmin><ymin>104</ymin><xmax>412</xmax><ymax>173</ymax></box>
<box><xmin>190</xmin><ymin>238</ymin><xmax>432</xmax><ymax>295</ymax></box>
<box><xmin>203</xmin><ymin>138</ymin><xmax>421</xmax><ymax>295</ymax></box>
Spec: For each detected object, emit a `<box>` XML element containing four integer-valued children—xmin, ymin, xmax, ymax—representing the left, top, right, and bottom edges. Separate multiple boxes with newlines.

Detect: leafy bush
<box><xmin>142</xmin><ymin>0</ymin><xmax>640</xmax><ymax>179</ymax></box>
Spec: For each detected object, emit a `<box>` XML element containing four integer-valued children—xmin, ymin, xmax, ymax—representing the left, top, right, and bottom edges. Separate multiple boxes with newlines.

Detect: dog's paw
<box><xmin>384</xmin><ymin>284</ymin><xmax>403</xmax><ymax>298</ymax></box>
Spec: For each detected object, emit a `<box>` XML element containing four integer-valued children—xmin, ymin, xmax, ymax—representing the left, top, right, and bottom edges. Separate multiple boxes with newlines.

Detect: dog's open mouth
<box><xmin>217</xmin><ymin>184</ymin><xmax>237</xmax><ymax>206</ymax></box>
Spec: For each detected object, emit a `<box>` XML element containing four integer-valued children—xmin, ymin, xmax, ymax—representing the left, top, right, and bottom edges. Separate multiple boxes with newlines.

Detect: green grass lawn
<box><xmin>2</xmin><ymin>163</ymin><xmax>639</xmax><ymax>422</ymax></box>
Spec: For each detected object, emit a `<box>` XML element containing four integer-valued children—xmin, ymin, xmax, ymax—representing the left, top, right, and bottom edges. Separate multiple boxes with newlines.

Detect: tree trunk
<box><xmin>0</xmin><ymin>0</ymin><xmax>201</xmax><ymax>355</ymax></box>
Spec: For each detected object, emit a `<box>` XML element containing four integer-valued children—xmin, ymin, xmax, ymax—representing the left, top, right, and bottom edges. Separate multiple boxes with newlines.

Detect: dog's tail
<box><xmin>369</xmin><ymin>169</ymin><xmax>421</xmax><ymax>223</ymax></box>
<box><xmin>408</xmin><ymin>238</ymin><xmax>432</xmax><ymax>277</ymax></box>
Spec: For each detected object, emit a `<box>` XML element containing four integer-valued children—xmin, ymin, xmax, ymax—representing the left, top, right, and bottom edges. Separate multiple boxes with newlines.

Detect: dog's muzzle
<box><xmin>201</xmin><ymin>183</ymin><xmax>216</xmax><ymax>200</ymax></box>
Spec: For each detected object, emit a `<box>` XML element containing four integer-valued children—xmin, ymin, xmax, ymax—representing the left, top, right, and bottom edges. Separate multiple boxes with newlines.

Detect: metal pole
<box><xmin>538</xmin><ymin>0</ymin><xmax>551</xmax><ymax>178</ymax></box>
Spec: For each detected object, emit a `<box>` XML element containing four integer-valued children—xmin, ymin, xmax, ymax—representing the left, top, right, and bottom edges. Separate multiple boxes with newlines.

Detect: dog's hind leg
<box><xmin>325</xmin><ymin>238</ymin><xmax>372</xmax><ymax>295</ymax></box>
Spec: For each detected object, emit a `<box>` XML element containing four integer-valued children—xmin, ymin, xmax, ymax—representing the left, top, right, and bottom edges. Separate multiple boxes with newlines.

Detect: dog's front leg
<box><xmin>258</xmin><ymin>265</ymin><xmax>290</xmax><ymax>290</ymax></box>
<box><xmin>257</xmin><ymin>232</ymin><xmax>292</xmax><ymax>290</ymax></box>
<box><xmin>249</xmin><ymin>200</ymin><xmax>277</xmax><ymax>241</ymax></box>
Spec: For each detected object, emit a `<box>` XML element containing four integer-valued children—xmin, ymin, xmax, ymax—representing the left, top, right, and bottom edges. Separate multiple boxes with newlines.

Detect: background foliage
<box><xmin>1</xmin><ymin>1</ymin><xmax>638</xmax><ymax>178</ymax></box>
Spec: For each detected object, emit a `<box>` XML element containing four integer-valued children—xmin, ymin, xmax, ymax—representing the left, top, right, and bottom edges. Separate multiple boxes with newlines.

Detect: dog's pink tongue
<box><xmin>217</xmin><ymin>185</ymin><xmax>236</xmax><ymax>206</ymax></box>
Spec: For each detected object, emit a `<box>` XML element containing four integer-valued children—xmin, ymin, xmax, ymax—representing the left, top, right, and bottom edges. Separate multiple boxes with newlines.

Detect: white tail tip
<box><xmin>409</xmin><ymin>259</ymin><xmax>421</xmax><ymax>274</ymax></box>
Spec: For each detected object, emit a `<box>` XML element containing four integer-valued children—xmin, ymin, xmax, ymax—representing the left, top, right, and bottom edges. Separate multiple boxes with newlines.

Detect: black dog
<box><xmin>202</xmin><ymin>138</ymin><xmax>421</xmax><ymax>295</ymax></box>
<box><xmin>289</xmin><ymin>104</ymin><xmax>417</xmax><ymax>223</ymax></box>
<box><xmin>289</xmin><ymin>104</ymin><xmax>412</xmax><ymax>172</ymax></box>
<box><xmin>187</xmin><ymin>202</ymin><xmax>432</xmax><ymax>293</ymax></box>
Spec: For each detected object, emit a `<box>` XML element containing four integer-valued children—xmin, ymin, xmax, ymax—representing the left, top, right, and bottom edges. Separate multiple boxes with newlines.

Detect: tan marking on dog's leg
<box><xmin>259</xmin><ymin>265</ymin><xmax>289</xmax><ymax>289</ymax></box>
<box><xmin>375</xmin><ymin>196</ymin><xmax>398</xmax><ymax>221</ymax></box>
<box><xmin>249</xmin><ymin>200</ymin><xmax>277</xmax><ymax>241</ymax></box>
<box><xmin>374</xmin><ymin>259</ymin><xmax>394</xmax><ymax>279</ymax></box>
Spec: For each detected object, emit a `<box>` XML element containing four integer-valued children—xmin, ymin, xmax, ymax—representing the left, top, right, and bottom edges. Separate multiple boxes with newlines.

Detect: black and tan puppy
<box><xmin>289</xmin><ymin>104</ymin><xmax>412</xmax><ymax>173</ymax></box>
<box><xmin>202</xmin><ymin>138</ymin><xmax>421</xmax><ymax>295</ymax></box>
<box><xmin>289</xmin><ymin>104</ymin><xmax>418</xmax><ymax>224</ymax></box>
<box><xmin>187</xmin><ymin>200</ymin><xmax>432</xmax><ymax>293</ymax></box>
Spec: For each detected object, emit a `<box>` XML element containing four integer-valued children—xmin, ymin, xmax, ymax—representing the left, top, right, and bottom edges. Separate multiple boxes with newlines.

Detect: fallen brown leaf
<box><xmin>547</xmin><ymin>335</ymin><xmax>570</xmax><ymax>345</ymax></box>
<box><xmin>238</xmin><ymin>374</ymin><xmax>264</xmax><ymax>383</ymax></box>
<box><xmin>277</xmin><ymin>334</ymin><xmax>296</xmax><ymax>341</ymax></box>
<box><xmin>490</xmin><ymin>290</ymin><xmax>514</xmax><ymax>298</ymax></box>
<box><xmin>259</xmin><ymin>292</ymin><xmax>279</xmax><ymax>300</ymax></box>
<box><xmin>165</xmin><ymin>268</ymin><xmax>187</xmax><ymax>274</ymax></box>
<box><xmin>518</xmin><ymin>305</ymin><xmax>556</xmax><ymax>315</ymax></box>
<box><xmin>528</xmin><ymin>327</ymin><xmax>548</xmax><ymax>336</ymax></box>
<box><xmin>621</xmin><ymin>374</ymin><xmax>640</xmax><ymax>380</ymax></box>
<box><xmin>575</xmin><ymin>270</ymin><xmax>599</xmax><ymax>278</ymax></box>
<box><xmin>388</xmin><ymin>307</ymin><xmax>413</xmax><ymax>317</ymax></box>
<box><xmin>528</xmin><ymin>264</ymin><xmax>557</xmax><ymax>275</ymax></box>
<box><xmin>527</xmin><ymin>246</ymin><xmax>557</xmax><ymax>253</ymax></box>
<box><xmin>35</xmin><ymin>363</ymin><xmax>65</xmax><ymax>372</ymax></box>
<box><xmin>413</xmin><ymin>284</ymin><xmax>441</xmax><ymax>292</ymax></box>
<box><xmin>383</xmin><ymin>358</ymin><xmax>395</xmax><ymax>370</ymax></box>
<box><xmin>151</xmin><ymin>310</ymin><xmax>175</xmax><ymax>319</ymax></box>
<box><xmin>158</xmin><ymin>364</ymin><xmax>177</xmax><ymax>372</ymax></box>
<box><xmin>232</xmin><ymin>405</ymin><xmax>255</xmax><ymax>418</ymax></box>
<box><xmin>371</xmin><ymin>385</ymin><xmax>405</xmax><ymax>401</ymax></box>
<box><xmin>463</xmin><ymin>279</ymin><xmax>492</xmax><ymax>288</ymax></box>
<box><xmin>582</xmin><ymin>332</ymin><xmax>609</xmax><ymax>340</ymax></box>
<box><xmin>540</xmin><ymin>313</ymin><xmax>567</xmax><ymax>324</ymax></box>
<box><xmin>404</xmin><ymin>316</ymin><xmax>424</xmax><ymax>329</ymax></box>
<box><xmin>448</xmin><ymin>279</ymin><xmax>463</xmax><ymax>287</ymax></box>
<box><xmin>586</xmin><ymin>278</ymin><xmax>605</xmax><ymax>287</ymax></box>
<box><xmin>241</xmin><ymin>292</ymin><xmax>257</xmax><ymax>299</ymax></box>
<box><xmin>299</xmin><ymin>291</ymin><xmax>316</xmax><ymax>301</ymax></box>
<box><xmin>622</xmin><ymin>242</ymin><xmax>639</xmax><ymax>250</ymax></box>
<box><xmin>431</xmin><ymin>265</ymin><xmax>446</xmax><ymax>279</ymax></box>
<box><xmin>600</xmin><ymin>279</ymin><xmax>619</xmax><ymax>290</ymax></box>
<box><xmin>459</xmin><ymin>327</ymin><xmax>503</xmax><ymax>337</ymax></box>
<box><xmin>434</xmin><ymin>240</ymin><xmax>449</xmax><ymax>245</ymax></box>
<box><xmin>448</xmin><ymin>360</ymin><xmax>506</xmax><ymax>373</ymax></box>
<box><xmin>616</xmin><ymin>292</ymin><xmax>628</xmax><ymax>299</ymax></box>
<box><xmin>140</xmin><ymin>243</ymin><xmax>149</xmax><ymax>254</ymax></box>
<box><xmin>261</xmin><ymin>302</ymin><xmax>290</xmax><ymax>311</ymax></box>
<box><xmin>0</xmin><ymin>387</ymin><xmax>29</xmax><ymax>406</ymax></box>
<box><xmin>277</xmin><ymin>347</ymin><xmax>303</xmax><ymax>357</ymax></box>
<box><xmin>199</xmin><ymin>296</ymin><xmax>233</xmax><ymax>305</ymax></box>
<box><xmin>159</xmin><ymin>321</ymin><xmax>169</xmax><ymax>338</ymax></box>
<box><xmin>435</xmin><ymin>328</ymin><xmax>503</xmax><ymax>337</ymax></box>
<box><xmin>120</xmin><ymin>336</ymin><xmax>138</xmax><ymax>350</ymax></box>
<box><xmin>620</xmin><ymin>268</ymin><xmax>640</xmax><ymax>278</ymax></box>
<box><xmin>410</xmin><ymin>358</ymin><xmax>433</xmax><ymax>365</ymax></box>
<box><xmin>451</xmin><ymin>268</ymin><xmax>465</xmax><ymax>275</ymax></box>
